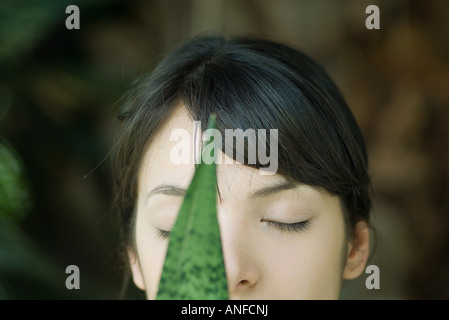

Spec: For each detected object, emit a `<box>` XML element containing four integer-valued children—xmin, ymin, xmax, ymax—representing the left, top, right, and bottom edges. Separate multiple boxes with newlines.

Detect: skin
<box><xmin>129</xmin><ymin>105</ymin><xmax>370</xmax><ymax>300</ymax></box>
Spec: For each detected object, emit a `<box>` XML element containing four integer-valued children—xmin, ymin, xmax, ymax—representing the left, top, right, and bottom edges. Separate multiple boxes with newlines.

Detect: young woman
<box><xmin>112</xmin><ymin>35</ymin><xmax>372</xmax><ymax>299</ymax></box>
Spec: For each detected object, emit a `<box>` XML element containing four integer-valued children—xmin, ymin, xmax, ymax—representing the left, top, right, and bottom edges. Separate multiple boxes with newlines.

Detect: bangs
<box><xmin>177</xmin><ymin>39</ymin><xmax>367</xmax><ymax>199</ymax></box>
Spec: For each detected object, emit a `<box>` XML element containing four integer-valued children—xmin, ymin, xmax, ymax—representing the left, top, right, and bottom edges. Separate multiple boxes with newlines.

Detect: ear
<box><xmin>128</xmin><ymin>248</ymin><xmax>146</xmax><ymax>290</ymax></box>
<box><xmin>343</xmin><ymin>220</ymin><xmax>370</xmax><ymax>280</ymax></box>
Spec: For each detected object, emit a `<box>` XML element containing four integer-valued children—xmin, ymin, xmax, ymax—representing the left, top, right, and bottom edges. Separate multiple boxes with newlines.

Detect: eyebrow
<box><xmin>145</xmin><ymin>181</ymin><xmax>297</xmax><ymax>201</ymax></box>
<box><xmin>146</xmin><ymin>184</ymin><xmax>186</xmax><ymax>200</ymax></box>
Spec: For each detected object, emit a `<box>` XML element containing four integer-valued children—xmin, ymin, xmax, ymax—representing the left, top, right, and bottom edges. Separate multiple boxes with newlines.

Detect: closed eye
<box><xmin>262</xmin><ymin>219</ymin><xmax>310</xmax><ymax>233</ymax></box>
<box><xmin>156</xmin><ymin>228</ymin><xmax>170</xmax><ymax>240</ymax></box>
<box><xmin>156</xmin><ymin>220</ymin><xmax>310</xmax><ymax>239</ymax></box>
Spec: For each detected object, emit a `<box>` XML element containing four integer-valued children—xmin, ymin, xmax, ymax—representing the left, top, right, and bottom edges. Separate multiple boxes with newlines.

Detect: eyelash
<box><xmin>156</xmin><ymin>220</ymin><xmax>310</xmax><ymax>240</ymax></box>
<box><xmin>156</xmin><ymin>228</ymin><xmax>170</xmax><ymax>240</ymax></box>
<box><xmin>263</xmin><ymin>219</ymin><xmax>311</xmax><ymax>233</ymax></box>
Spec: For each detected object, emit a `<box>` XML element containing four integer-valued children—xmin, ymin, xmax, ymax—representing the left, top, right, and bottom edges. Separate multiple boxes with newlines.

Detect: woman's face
<box><xmin>129</xmin><ymin>106</ymin><xmax>368</xmax><ymax>299</ymax></box>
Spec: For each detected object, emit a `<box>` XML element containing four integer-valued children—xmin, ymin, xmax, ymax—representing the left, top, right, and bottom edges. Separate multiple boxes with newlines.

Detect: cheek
<box><xmin>261</xmin><ymin>220</ymin><xmax>346</xmax><ymax>299</ymax></box>
<box><xmin>134</xmin><ymin>212</ymin><xmax>169</xmax><ymax>299</ymax></box>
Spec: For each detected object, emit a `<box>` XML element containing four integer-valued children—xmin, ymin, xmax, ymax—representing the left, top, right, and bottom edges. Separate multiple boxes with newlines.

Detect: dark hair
<box><xmin>112</xmin><ymin>34</ymin><xmax>372</xmax><ymax>270</ymax></box>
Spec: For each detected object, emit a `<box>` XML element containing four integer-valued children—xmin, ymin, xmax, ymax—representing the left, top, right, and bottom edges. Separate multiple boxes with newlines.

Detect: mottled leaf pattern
<box><xmin>156</xmin><ymin>114</ymin><xmax>228</xmax><ymax>300</ymax></box>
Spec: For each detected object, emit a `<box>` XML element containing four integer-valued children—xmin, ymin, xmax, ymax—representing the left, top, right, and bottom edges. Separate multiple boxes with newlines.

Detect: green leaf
<box><xmin>156</xmin><ymin>114</ymin><xmax>228</xmax><ymax>300</ymax></box>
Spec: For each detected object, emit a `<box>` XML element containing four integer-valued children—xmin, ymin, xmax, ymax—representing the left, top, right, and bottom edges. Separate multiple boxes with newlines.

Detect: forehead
<box><xmin>138</xmin><ymin>106</ymin><xmax>276</xmax><ymax>191</ymax></box>
<box><xmin>136</xmin><ymin>105</ymin><xmax>337</xmax><ymax>208</ymax></box>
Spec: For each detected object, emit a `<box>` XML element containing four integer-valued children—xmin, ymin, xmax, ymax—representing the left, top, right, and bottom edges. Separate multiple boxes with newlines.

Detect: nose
<box><xmin>218</xmin><ymin>207</ymin><xmax>260</xmax><ymax>297</ymax></box>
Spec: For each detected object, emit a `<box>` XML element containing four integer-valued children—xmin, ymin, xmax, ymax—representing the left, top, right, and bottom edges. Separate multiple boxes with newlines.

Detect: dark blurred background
<box><xmin>0</xmin><ymin>0</ymin><xmax>448</xmax><ymax>299</ymax></box>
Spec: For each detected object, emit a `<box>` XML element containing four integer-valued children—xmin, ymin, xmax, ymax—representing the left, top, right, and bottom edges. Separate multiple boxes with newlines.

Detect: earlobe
<box><xmin>343</xmin><ymin>220</ymin><xmax>370</xmax><ymax>280</ymax></box>
<box><xmin>128</xmin><ymin>248</ymin><xmax>146</xmax><ymax>290</ymax></box>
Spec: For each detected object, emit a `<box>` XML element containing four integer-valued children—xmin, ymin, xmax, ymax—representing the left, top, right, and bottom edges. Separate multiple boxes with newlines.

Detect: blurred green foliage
<box><xmin>0</xmin><ymin>138</ymin><xmax>60</xmax><ymax>299</ymax></box>
<box><xmin>0</xmin><ymin>138</ymin><xmax>30</xmax><ymax>220</ymax></box>
<box><xmin>0</xmin><ymin>0</ymin><xmax>136</xmax><ymax>299</ymax></box>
